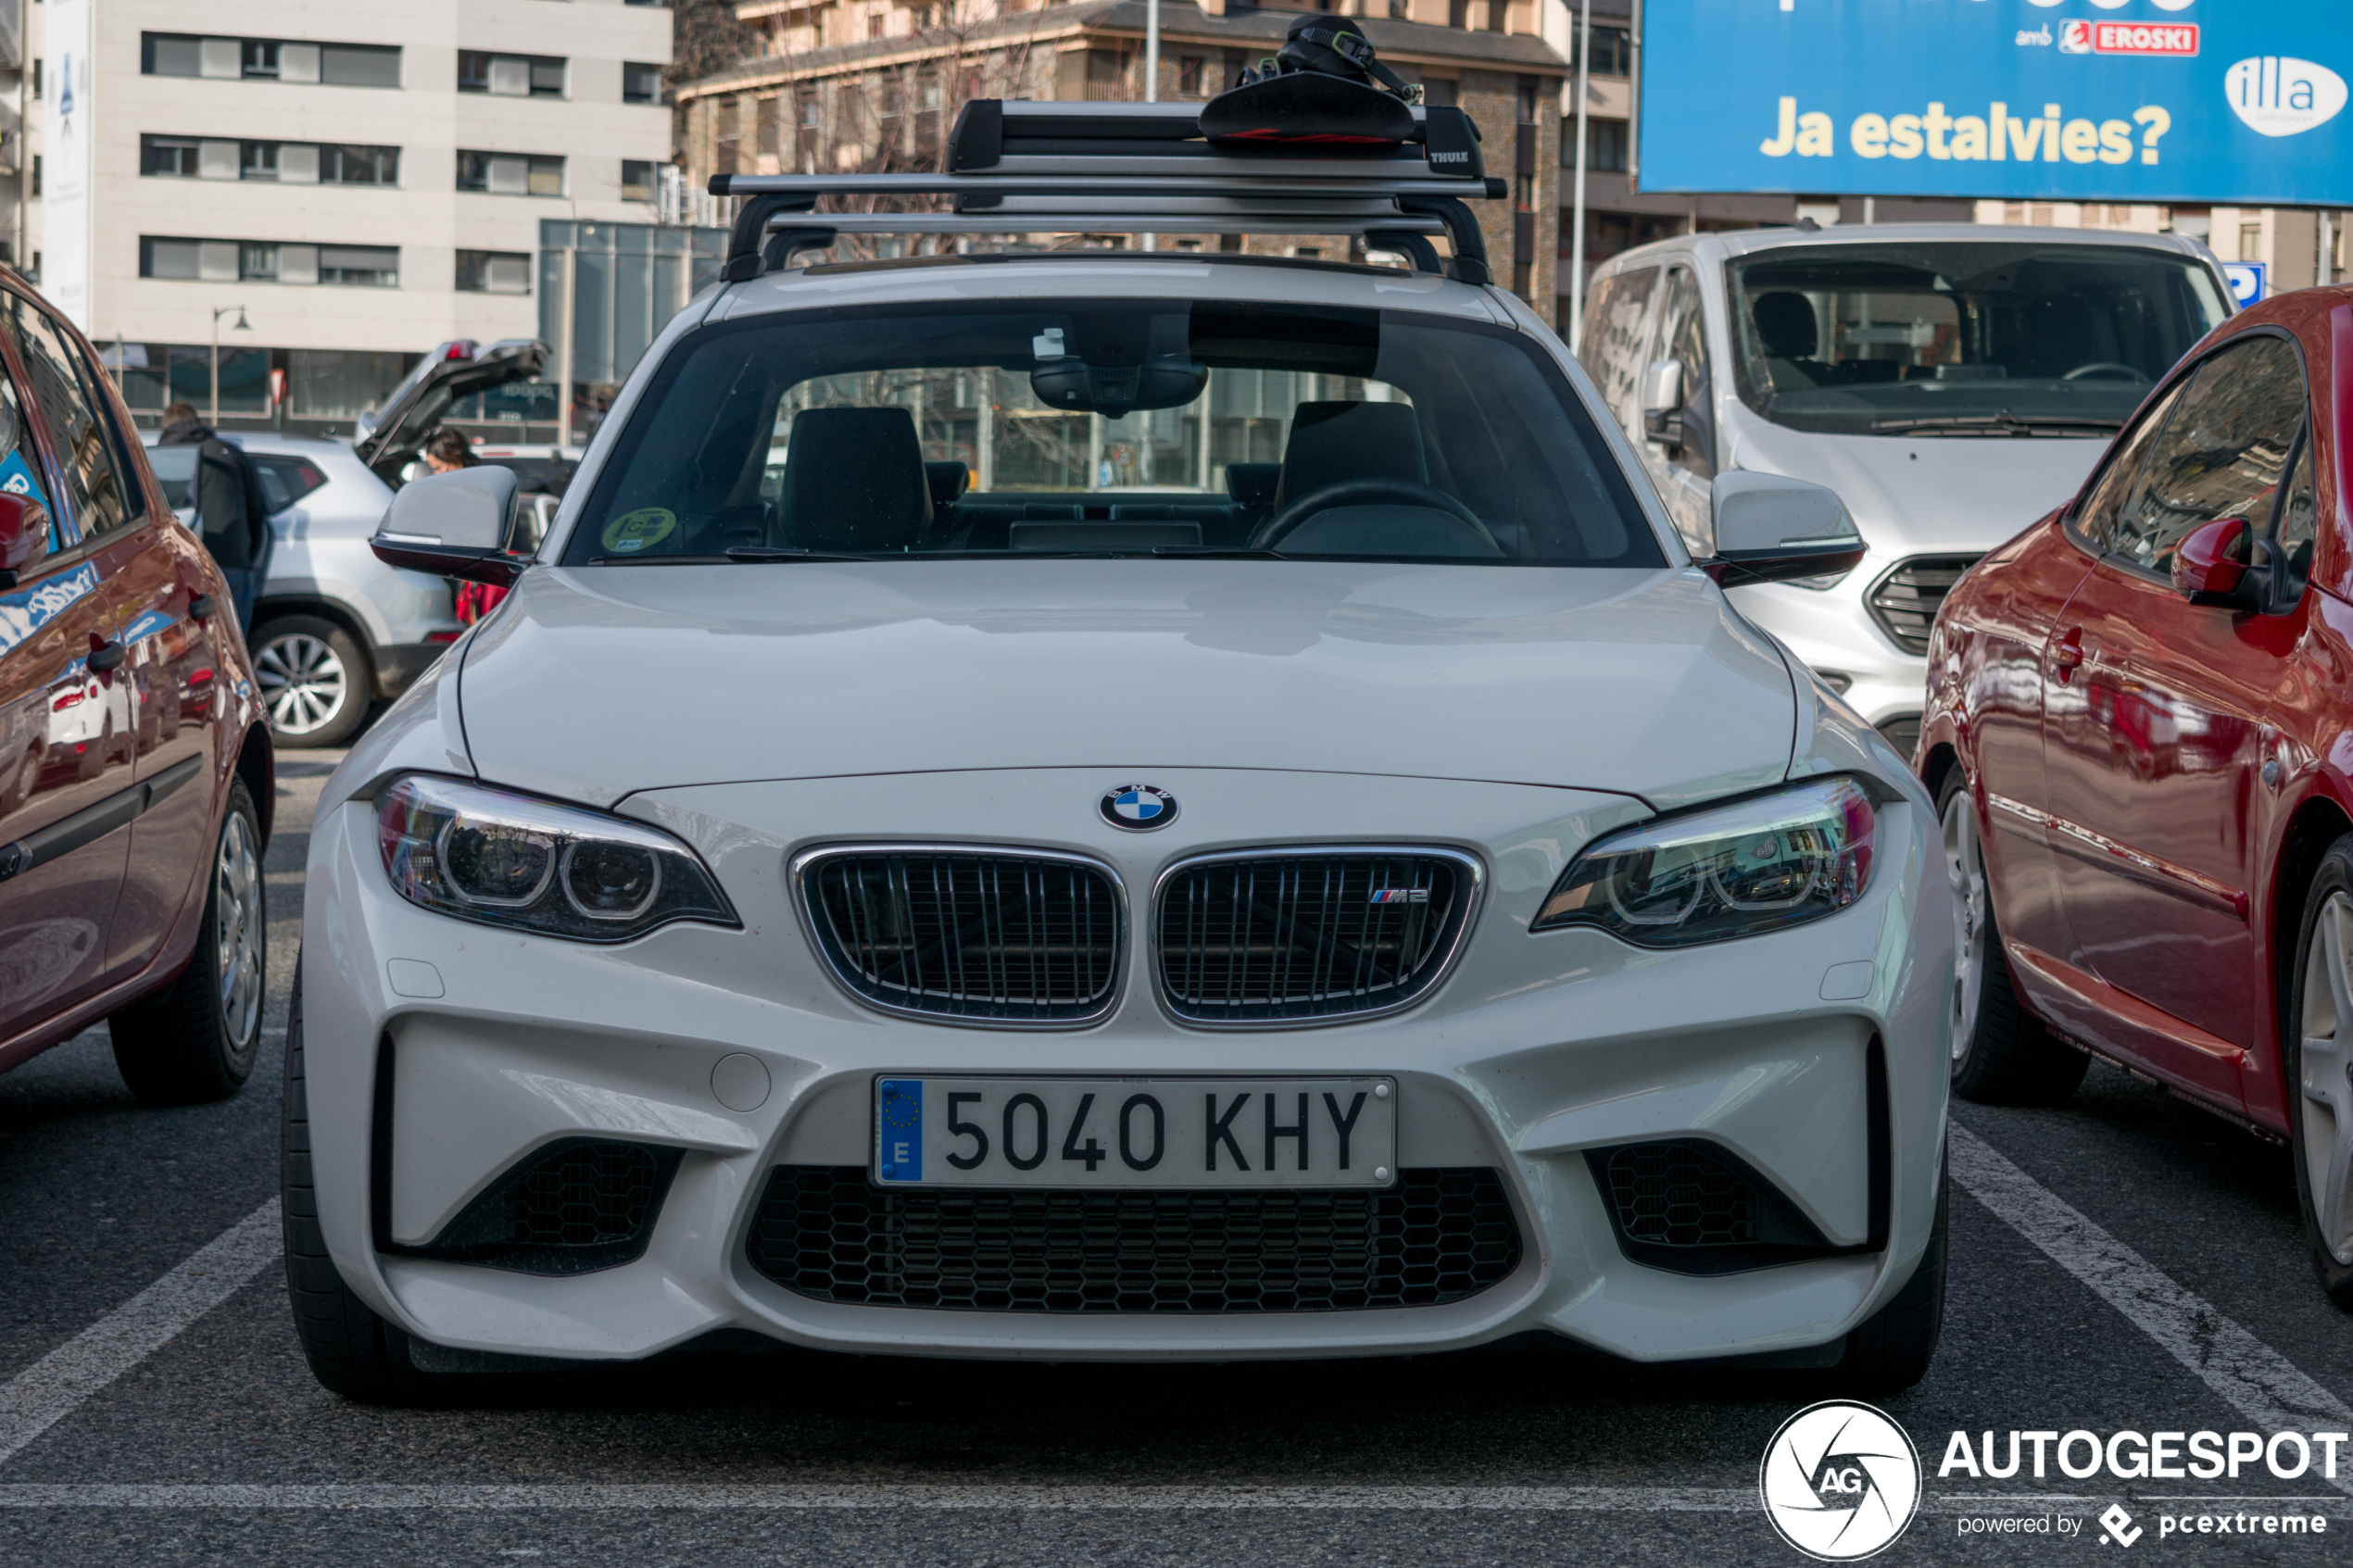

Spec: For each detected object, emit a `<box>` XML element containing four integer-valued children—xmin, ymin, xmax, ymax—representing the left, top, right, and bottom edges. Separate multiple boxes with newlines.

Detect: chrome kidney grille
<box><xmin>801</xmin><ymin>849</ymin><xmax>1123</xmax><ymax>1025</ymax></box>
<box><xmin>1156</xmin><ymin>849</ymin><xmax>1478</xmax><ymax>1025</ymax></box>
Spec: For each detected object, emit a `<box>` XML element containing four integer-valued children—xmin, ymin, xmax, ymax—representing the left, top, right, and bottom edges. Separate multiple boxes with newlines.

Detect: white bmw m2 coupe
<box><xmin>287</xmin><ymin>114</ymin><xmax>1952</xmax><ymax>1403</ymax></box>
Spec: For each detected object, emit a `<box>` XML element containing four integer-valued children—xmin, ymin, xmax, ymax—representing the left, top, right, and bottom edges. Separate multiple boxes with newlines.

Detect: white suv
<box><xmin>286</xmin><ymin>101</ymin><xmax>1952</xmax><ymax>1402</ymax></box>
<box><xmin>1579</xmin><ymin>224</ymin><xmax>2233</xmax><ymax>757</ymax></box>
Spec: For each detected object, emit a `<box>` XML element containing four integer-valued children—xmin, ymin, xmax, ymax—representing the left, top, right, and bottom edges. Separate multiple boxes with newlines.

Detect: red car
<box><xmin>1921</xmin><ymin>282</ymin><xmax>2353</xmax><ymax>1304</ymax></box>
<box><xmin>0</xmin><ymin>269</ymin><xmax>272</xmax><ymax>1101</ymax></box>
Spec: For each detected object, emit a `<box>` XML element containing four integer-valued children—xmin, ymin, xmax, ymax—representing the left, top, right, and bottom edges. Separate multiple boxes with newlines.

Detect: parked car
<box><xmin>286</xmin><ymin>105</ymin><xmax>1954</xmax><ymax>1404</ymax></box>
<box><xmin>0</xmin><ymin>266</ymin><xmax>273</xmax><ymax>1103</ymax></box>
<box><xmin>354</xmin><ymin>337</ymin><xmax>550</xmax><ymax>489</ymax></box>
<box><xmin>1921</xmin><ymin>282</ymin><xmax>2353</xmax><ymax>1305</ymax></box>
<box><xmin>1579</xmin><ymin>225</ymin><xmax>2233</xmax><ymax>758</ymax></box>
<box><xmin>147</xmin><ymin>434</ymin><xmax>459</xmax><ymax>747</ymax></box>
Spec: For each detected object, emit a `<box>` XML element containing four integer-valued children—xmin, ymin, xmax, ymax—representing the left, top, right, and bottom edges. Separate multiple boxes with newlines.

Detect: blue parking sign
<box><xmin>2221</xmin><ymin>261</ymin><xmax>2267</xmax><ymax>307</ymax></box>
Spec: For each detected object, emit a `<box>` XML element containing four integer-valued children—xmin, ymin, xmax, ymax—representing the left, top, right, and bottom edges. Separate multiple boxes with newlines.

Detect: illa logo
<box><xmin>2225</xmin><ymin>56</ymin><xmax>2347</xmax><ymax>137</ymax></box>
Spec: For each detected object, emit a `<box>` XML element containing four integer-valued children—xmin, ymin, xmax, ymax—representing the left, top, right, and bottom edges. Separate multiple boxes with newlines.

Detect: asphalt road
<box><xmin>3</xmin><ymin>750</ymin><xmax>2351</xmax><ymax>1565</ymax></box>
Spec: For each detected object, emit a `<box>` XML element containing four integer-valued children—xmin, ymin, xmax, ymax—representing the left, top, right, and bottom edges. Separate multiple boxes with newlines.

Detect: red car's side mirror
<box><xmin>0</xmin><ymin>492</ymin><xmax>50</xmax><ymax>588</ymax></box>
<box><xmin>2171</xmin><ymin>515</ymin><xmax>2253</xmax><ymax>605</ymax></box>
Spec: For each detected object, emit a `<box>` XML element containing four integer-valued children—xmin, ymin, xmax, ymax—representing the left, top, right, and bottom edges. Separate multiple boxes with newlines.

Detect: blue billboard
<box><xmin>1639</xmin><ymin>0</ymin><xmax>2348</xmax><ymax>204</ymax></box>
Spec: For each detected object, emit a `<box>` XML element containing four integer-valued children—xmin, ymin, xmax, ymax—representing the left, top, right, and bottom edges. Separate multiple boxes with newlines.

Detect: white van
<box><xmin>1579</xmin><ymin>224</ymin><xmax>2233</xmax><ymax>754</ymax></box>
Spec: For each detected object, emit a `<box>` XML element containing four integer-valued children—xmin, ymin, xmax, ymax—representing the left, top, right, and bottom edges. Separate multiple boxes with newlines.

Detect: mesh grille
<box><xmin>1866</xmin><ymin>554</ymin><xmax>1981</xmax><ymax>656</ymax></box>
<box><xmin>1156</xmin><ymin>852</ymin><xmax>1473</xmax><ymax>1023</ymax></box>
<box><xmin>1603</xmin><ymin>1141</ymin><xmax>1758</xmax><ymax>1248</ymax></box>
<box><xmin>421</xmin><ymin>1138</ymin><xmax>682</xmax><ymax>1275</ymax></box>
<box><xmin>747</xmin><ymin>1166</ymin><xmax>1521</xmax><ymax>1313</ymax></box>
<box><xmin>804</xmin><ymin>850</ymin><xmax>1122</xmax><ymax>1023</ymax></box>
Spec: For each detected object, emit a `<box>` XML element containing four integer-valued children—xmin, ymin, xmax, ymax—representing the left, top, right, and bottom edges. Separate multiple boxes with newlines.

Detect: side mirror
<box><xmin>1641</xmin><ymin>359</ymin><xmax>1684</xmax><ymax>448</ymax></box>
<box><xmin>370</xmin><ymin>466</ymin><xmax>531</xmax><ymax>586</ymax></box>
<box><xmin>1704</xmin><ymin>470</ymin><xmax>1867</xmax><ymax>588</ymax></box>
<box><xmin>2171</xmin><ymin>515</ymin><xmax>2265</xmax><ymax>608</ymax></box>
<box><xmin>0</xmin><ymin>491</ymin><xmax>51</xmax><ymax>589</ymax></box>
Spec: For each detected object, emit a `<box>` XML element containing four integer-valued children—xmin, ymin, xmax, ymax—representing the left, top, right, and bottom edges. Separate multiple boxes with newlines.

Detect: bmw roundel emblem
<box><xmin>1101</xmin><ymin>784</ymin><xmax>1177</xmax><ymax>831</ymax></box>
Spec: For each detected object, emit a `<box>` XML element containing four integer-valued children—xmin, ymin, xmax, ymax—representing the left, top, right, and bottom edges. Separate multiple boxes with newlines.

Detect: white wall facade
<box><xmin>50</xmin><ymin>0</ymin><xmax>672</xmax><ymax>358</ymax></box>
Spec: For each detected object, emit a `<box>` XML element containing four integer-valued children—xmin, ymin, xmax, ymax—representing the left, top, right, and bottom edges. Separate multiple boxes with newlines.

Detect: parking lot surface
<box><xmin>2</xmin><ymin>752</ymin><xmax>2349</xmax><ymax>1565</ymax></box>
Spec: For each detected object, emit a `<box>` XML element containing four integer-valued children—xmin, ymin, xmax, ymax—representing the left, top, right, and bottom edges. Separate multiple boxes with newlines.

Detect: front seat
<box><xmin>1273</xmin><ymin>401</ymin><xmax>1428</xmax><ymax>510</ymax></box>
<box><xmin>779</xmin><ymin>407</ymin><xmax>933</xmax><ymax>552</ymax></box>
<box><xmin>1751</xmin><ymin>291</ymin><xmax>1828</xmax><ymax>390</ymax></box>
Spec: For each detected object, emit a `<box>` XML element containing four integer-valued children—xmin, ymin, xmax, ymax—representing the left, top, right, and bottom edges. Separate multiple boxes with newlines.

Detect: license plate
<box><xmin>873</xmin><ymin>1076</ymin><xmax>1397</xmax><ymax>1189</ymax></box>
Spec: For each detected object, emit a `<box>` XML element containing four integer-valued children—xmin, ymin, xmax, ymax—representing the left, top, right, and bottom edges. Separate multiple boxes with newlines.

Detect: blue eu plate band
<box><xmin>877</xmin><ymin>1078</ymin><xmax>924</xmax><ymax>1184</ymax></box>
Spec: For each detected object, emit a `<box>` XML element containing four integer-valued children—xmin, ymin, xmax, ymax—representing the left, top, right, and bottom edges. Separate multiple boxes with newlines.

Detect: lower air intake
<box><xmin>747</xmin><ymin>1166</ymin><xmax>1521</xmax><ymax>1312</ymax></box>
<box><xmin>415</xmin><ymin>1138</ymin><xmax>683</xmax><ymax>1275</ymax></box>
<box><xmin>1588</xmin><ymin>1139</ymin><xmax>1849</xmax><ymax>1277</ymax></box>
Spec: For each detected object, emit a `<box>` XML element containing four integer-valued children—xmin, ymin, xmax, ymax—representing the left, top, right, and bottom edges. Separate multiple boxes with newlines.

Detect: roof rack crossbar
<box><xmin>714</xmin><ymin>174</ymin><xmax>1505</xmax><ymax>200</ymax></box>
<box><xmin>761</xmin><ymin>214</ymin><xmax>1445</xmax><ymax>236</ymax></box>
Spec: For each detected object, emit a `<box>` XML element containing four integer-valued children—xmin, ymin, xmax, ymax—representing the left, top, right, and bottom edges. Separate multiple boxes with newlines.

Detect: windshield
<box><xmin>562</xmin><ymin>299</ymin><xmax>1663</xmax><ymax>569</ymax></box>
<box><xmin>1727</xmin><ymin>243</ymin><xmax>2228</xmax><ymax>437</ymax></box>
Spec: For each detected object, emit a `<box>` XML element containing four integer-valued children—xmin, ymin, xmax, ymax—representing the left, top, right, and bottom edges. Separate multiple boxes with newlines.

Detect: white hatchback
<box><xmin>288</xmin><ymin>112</ymin><xmax>1953</xmax><ymax>1403</ymax></box>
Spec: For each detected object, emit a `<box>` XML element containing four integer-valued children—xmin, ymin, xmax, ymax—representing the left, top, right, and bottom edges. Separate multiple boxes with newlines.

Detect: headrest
<box><xmin>1753</xmin><ymin>292</ymin><xmax>1818</xmax><ymax>360</ymax></box>
<box><xmin>1226</xmin><ymin>463</ymin><xmax>1281</xmax><ymax>508</ymax></box>
<box><xmin>780</xmin><ymin>407</ymin><xmax>931</xmax><ymax>552</ymax></box>
<box><xmin>1275</xmin><ymin>402</ymin><xmax>1428</xmax><ymax>509</ymax></box>
<box><xmin>924</xmin><ymin>460</ymin><xmax>969</xmax><ymax>508</ymax></box>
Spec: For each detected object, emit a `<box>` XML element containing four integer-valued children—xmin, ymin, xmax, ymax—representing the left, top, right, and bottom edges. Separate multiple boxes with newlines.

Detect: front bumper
<box><xmin>1728</xmin><ymin>564</ymin><xmax>1924</xmax><ymax>734</ymax></box>
<box><xmin>300</xmin><ymin>766</ymin><xmax>1951</xmax><ymax>1364</ymax></box>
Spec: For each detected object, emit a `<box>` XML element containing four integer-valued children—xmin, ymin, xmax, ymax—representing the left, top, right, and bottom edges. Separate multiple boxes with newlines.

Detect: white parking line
<box><xmin>0</xmin><ymin>1199</ymin><xmax>282</xmax><ymax>1469</ymax></box>
<box><xmin>1950</xmin><ymin>1122</ymin><xmax>2353</xmax><ymax>1486</ymax></box>
<box><xmin>0</xmin><ymin>1484</ymin><xmax>2141</xmax><ymax>1512</ymax></box>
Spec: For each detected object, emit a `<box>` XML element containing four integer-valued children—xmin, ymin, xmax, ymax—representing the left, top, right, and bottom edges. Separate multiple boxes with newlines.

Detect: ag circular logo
<box><xmin>1100</xmin><ymin>784</ymin><xmax>1176</xmax><ymax>832</ymax></box>
<box><xmin>1758</xmin><ymin>1400</ymin><xmax>1921</xmax><ymax>1562</ymax></box>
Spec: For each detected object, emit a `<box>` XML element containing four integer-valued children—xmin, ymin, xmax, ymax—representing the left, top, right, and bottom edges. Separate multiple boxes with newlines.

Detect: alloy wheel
<box><xmin>256</xmin><ymin>633</ymin><xmax>348</xmax><ymax>737</ymax></box>
<box><xmin>1942</xmin><ymin>787</ymin><xmax>1987</xmax><ymax>1060</ymax></box>
<box><xmin>214</xmin><ymin>808</ymin><xmax>264</xmax><ymax>1049</ymax></box>
<box><xmin>2299</xmin><ymin>893</ymin><xmax>2353</xmax><ymax>1266</ymax></box>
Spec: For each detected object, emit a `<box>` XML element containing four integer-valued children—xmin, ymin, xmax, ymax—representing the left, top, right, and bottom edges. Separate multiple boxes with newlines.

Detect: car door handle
<box><xmin>189</xmin><ymin>594</ymin><xmax>217</xmax><ymax>621</ymax></box>
<box><xmin>2052</xmin><ymin>629</ymin><xmax>2084</xmax><ymax>684</ymax></box>
<box><xmin>87</xmin><ymin>639</ymin><xmax>126</xmax><ymax>673</ymax></box>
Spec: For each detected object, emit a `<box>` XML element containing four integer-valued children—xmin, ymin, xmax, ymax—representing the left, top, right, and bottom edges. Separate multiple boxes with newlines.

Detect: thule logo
<box><xmin>1429</xmin><ymin>151</ymin><xmax>1468</xmax><ymax>164</ymax></box>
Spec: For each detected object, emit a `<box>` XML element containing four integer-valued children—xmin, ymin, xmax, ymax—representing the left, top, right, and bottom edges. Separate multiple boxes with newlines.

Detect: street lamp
<box><xmin>210</xmin><ymin>305</ymin><xmax>250</xmax><ymax>428</ymax></box>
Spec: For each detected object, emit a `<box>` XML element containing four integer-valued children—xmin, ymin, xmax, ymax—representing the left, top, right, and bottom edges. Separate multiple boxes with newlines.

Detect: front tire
<box><xmin>1938</xmin><ymin>770</ymin><xmax>2088</xmax><ymax>1106</ymax></box>
<box><xmin>251</xmin><ymin>615</ymin><xmax>371</xmax><ymax>748</ymax></box>
<box><xmin>109</xmin><ymin>777</ymin><xmax>266</xmax><ymax>1104</ymax></box>
<box><xmin>2283</xmin><ymin>839</ymin><xmax>2353</xmax><ymax>1310</ymax></box>
<box><xmin>281</xmin><ymin>963</ymin><xmax>453</xmax><ymax>1404</ymax></box>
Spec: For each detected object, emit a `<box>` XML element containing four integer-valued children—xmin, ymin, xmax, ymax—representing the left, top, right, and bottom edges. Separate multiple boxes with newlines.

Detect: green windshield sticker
<box><xmin>601</xmin><ymin>508</ymin><xmax>675</xmax><ymax>554</ymax></box>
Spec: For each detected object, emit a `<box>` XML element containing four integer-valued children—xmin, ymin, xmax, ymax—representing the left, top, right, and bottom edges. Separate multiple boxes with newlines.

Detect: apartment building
<box><xmin>675</xmin><ymin>0</ymin><xmax>1566</xmax><ymax>309</ymax></box>
<box><xmin>37</xmin><ymin>0</ymin><xmax>673</xmax><ymax>433</ymax></box>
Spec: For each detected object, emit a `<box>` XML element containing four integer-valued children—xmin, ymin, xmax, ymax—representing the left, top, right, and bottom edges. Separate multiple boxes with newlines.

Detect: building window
<box><xmin>1421</xmin><ymin>77</ymin><xmax>1458</xmax><ymax>107</ymax></box>
<box><xmin>623</xmin><ymin>62</ymin><xmax>662</xmax><ymax>104</ymax></box>
<box><xmin>756</xmin><ymin>96</ymin><xmax>782</xmax><ymax>157</ymax></box>
<box><xmin>141</xmin><ymin>136</ymin><xmax>202</xmax><ymax>178</ymax></box>
<box><xmin>321</xmin><ymin>144</ymin><xmax>400</xmax><ymax>185</ymax></box>
<box><xmin>1447</xmin><ymin>0</ymin><xmax>1468</xmax><ymax>27</ymax></box>
<box><xmin>2240</xmin><ymin>222</ymin><xmax>2263</xmax><ymax>258</ymax></box>
<box><xmin>1566</xmin><ymin>118</ymin><xmax>1628</xmax><ymax>173</ymax></box>
<box><xmin>456</xmin><ymin>250</ymin><xmax>532</xmax><ymax>294</ymax></box>
<box><xmin>1176</xmin><ymin>56</ymin><xmax>1203</xmax><ymax>95</ymax></box>
<box><xmin>1572</xmin><ymin>24</ymin><xmax>1632</xmax><ymax>78</ymax></box>
<box><xmin>142</xmin><ymin>237</ymin><xmax>395</xmax><ymax>287</ymax></box>
<box><xmin>243</xmin><ymin>142</ymin><xmax>279</xmax><ymax>181</ymax></box>
<box><xmin>457</xmin><ymin>150</ymin><xmax>566</xmax><ymax>196</ymax></box>
<box><xmin>320</xmin><ymin>246</ymin><xmax>399</xmax><ymax>286</ymax></box>
<box><xmin>144</xmin><ymin>33</ymin><xmax>399</xmax><ymax>87</ymax></box>
<box><xmin>622</xmin><ymin>159</ymin><xmax>657</xmax><ymax>201</ymax></box>
<box><xmin>458</xmin><ymin>51</ymin><xmax>565</xmax><ymax>97</ymax></box>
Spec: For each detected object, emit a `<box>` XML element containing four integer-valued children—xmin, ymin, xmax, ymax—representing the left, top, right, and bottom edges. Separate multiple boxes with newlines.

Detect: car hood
<box><xmin>1727</xmin><ymin>415</ymin><xmax>2106</xmax><ymax>557</ymax></box>
<box><xmin>455</xmin><ymin>561</ymin><xmax>1799</xmax><ymax>811</ymax></box>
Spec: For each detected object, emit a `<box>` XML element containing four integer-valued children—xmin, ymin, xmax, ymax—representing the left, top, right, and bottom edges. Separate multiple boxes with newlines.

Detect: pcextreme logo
<box><xmin>1759</xmin><ymin>1401</ymin><xmax>1923</xmax><ymax>1561</ymax></box>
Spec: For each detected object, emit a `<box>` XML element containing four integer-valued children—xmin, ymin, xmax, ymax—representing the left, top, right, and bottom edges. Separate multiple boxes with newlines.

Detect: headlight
<box><xmin>1531</xmin><ymin>777</ymin><xmax>1875</xmax><ymax>947</ymax></box>
<box><xmin>375</xmin><ymin>774</ymin><xmax>737</xmax><ymax>942</ymax></box>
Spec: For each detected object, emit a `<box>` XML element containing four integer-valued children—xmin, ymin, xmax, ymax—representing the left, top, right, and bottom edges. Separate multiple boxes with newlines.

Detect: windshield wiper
<box><xmin>1150</xmin><ymin>546</ymin><xmax>1292</xmax><ymax>559</ymax></box>
<box><xmin>724</xmin><ymin>546</ymin><xmax>873</xmax><ymax>562</ymax></box>
<box><xmin>588</xmin><ymin>553</ymin><xmax>738</xmax><ymax>566</ymax></box>
<box><xmin>1870</xmin><ymin>412</ymin><xmax>2123</xmax><ymax>436</ymax></box>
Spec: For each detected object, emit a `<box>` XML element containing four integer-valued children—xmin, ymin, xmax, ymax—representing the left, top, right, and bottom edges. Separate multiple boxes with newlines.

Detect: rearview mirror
<box><xmin>1704</xmin><ymin>471</ymin><xmax>1866</xmax><ymax>588</ymax></box>
<box><xmin>1030</xmin><ymin>358</ymin><xmax>1207</xmax><ymax>420</ymax></box>
<box><xmin>0</xmin><ymin>491</ymin><xmax>51</xmax><ymax>588</ymax></box>
<box><xmin>1641</xmin><ymin>359</ymin><xmax>1684</xmax><ymax>448</ymax></box>
<box><xmin>370</xmin><ymin>466</ymin><xmax>532</xmax><ymax>585</ymax></box>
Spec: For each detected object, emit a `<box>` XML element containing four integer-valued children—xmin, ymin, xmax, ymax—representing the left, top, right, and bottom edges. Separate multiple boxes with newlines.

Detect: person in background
<box><xmin>426</xmin><ymin>426</ymin><xmax>510</xmax><ymax>626</ymax></box>
<box><xmin>157</xmin><ymin>400</ymin><xmax>271</xmax><ymax>632</ymax></box>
